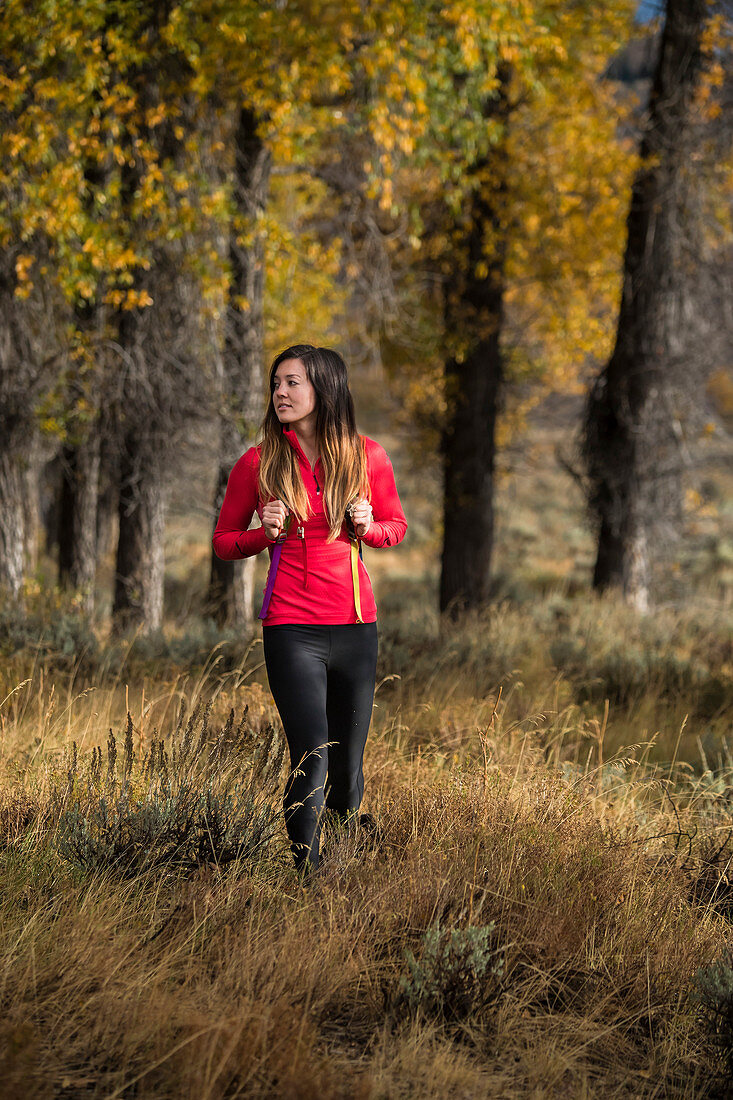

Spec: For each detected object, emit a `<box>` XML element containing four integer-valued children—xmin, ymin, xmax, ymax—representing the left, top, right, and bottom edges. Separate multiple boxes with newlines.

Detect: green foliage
<box><xmin>0</xmin><ymin>586</ymin><xmax>98</xmax><ymax>665</ymax></box>
<box><xmin>108</xmin><ymin>621</ymin><xmax>251</xmax><ymax>672</ymax></box>
<box><xmin>376</xmin><ymin>582</ymin><xmax>732</xmax><ymax>726</ymax></box>
<box><xmin>0</xmin><ymin>589</ymin><xmax>259</xmax><ymax>676</ymax></box>
<box><xmin>693</xmin><ymin>953</ymin><xmax>733</xmax><ymax>1078</ymax></box>
<box><xmin>549</xmin><ymin>634</ymin><xmax>729</xmax><ymax>718</ymax></box>
<box><xmin>398</xmin><ymin>919</ymin><xmax>505</xmax><ymax>1021</ymax></box>
<box><xmin>53</xmin><ymin>703</ymin><xmax>286</xmax><ymax>878</ymax></box>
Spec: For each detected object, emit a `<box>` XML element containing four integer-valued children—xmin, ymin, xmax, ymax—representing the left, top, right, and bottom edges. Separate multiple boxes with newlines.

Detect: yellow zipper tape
<box><xmin>350</xmin><ymin>539</ymin><xmax>363</xmax><ymax>623</ymax></box>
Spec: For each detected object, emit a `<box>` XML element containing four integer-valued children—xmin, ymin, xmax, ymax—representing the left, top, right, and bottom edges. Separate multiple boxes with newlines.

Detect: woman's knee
<box><xmin>325</xmin><ymin>761</ymin><xmax>362</xmax><ymax>809</ymax></box>
<box><xmin>287</xmin><ymin>739</ymin><xmax>328</xmax><ymax>784</ymax></box>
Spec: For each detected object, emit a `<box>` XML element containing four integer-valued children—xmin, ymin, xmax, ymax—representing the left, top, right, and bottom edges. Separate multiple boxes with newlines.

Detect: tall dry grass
<box><xmin>1</xmin><ymin>609</ymin><xmax>732</xmax><ymax>1098</ymax></box>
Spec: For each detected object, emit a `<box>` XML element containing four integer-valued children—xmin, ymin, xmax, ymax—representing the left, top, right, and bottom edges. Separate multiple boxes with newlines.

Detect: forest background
<box><xmin>1</xmin><ymin>0</ymin><xmax>733</xmax><ymax>1096</ymax></box>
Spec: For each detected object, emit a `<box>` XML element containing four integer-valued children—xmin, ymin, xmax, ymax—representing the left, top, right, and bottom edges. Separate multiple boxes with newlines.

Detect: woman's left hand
<box><xmin>350</xmin><ymin>499</ymin><xmax>373</xmax><ymax>537</ymax></box>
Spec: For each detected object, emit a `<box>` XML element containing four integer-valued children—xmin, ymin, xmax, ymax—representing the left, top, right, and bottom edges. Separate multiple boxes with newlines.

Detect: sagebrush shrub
<box><xmin>53</xmin><ymin>701</ymin><xmax>286</xmax><ymax>877</ymax></box>
<box><xmin>398</xmin><ymin>920</ymin><xmax>505</xmax><ymax>1021</ymax></box>
<box><xmin>0</xmin><ymin>589</ymin><xmax>98</xmax><ymax>664</ymax></box>
<box><xmin>693</xmin><ymin>953</ymin><xmax>733</xmax><ymax>1078</ymax></box>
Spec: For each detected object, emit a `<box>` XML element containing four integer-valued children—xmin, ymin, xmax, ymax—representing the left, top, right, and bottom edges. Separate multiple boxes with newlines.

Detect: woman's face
<box><xmin>272</xmin><ymin>358</ymin><xmax>317</xmax><ymax>429</ymax></box>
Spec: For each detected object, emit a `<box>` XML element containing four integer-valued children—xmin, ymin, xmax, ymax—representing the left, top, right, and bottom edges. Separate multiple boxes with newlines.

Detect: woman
<box><xmin>213</xmin><ymin>344</ymin><xmax>407</xmax><ymax>877</ymax></box>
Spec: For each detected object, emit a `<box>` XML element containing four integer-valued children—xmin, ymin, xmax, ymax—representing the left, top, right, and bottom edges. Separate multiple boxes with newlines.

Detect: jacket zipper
<box><xmin>303</xmin><ymin>462</ymin><xmax>317</xmax><ymax>586</ymax></box>
<box><xmin>298</xmin><ymin>524</ymin><xmax>308</xmax><ymax>587</ymax></box>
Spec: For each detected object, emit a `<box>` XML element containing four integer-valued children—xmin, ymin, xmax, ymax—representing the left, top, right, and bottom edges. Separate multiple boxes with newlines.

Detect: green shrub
<box><xmin>112</xmin><ymin>621</ymin><xmax>252</xmax><ymax>672</ymax></box>
<box><xmin>53</xmin><ymin>702</ymin><xmax>286</xmax><ymax>878</ymax></box>
<box><xmin>0</xmin><ymin>588</ymin><xmax>98</xmax><ymax>665</ymax></box>
<box><xmin>693</xmin><ymin>953</ymin><xmax>733</xmax><ymax>1078</ymax></box>
<box><xmin>398</xmin><ymin>920</ymin><xmax>505</xmax><ymax>1021</ymax></box>
<box><xmin>549</xmin><ymin>635</ymin><xmax>729</xmax><ymax>716</ymax></box>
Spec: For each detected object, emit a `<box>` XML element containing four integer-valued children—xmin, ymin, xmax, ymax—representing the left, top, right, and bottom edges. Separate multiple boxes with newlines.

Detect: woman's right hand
<box><xmin>262</xmin><ymin>499</ymin><xmax>289</xmax><ymax>541</ymax></box>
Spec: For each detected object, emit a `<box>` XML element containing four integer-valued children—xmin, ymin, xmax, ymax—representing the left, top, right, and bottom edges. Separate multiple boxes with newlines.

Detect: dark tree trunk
<box><xmin>58</xmin><ymin>434</ymin><xmax>100</xmax><ymax>611</ymax></box>
<box><xmin>96</xmin><ymin>430</ymin><xmax>118</xmax><ymax>563</ymax></box>
<box><xmin>114</xmin><ymin>432</ymin><xmax>165</xmax><ymax>632</ymax></box>
<box><xmin>583</xmin><ymin>0</ymin><xmax>710</xmax><ymax>610</ymax></box>
<box><xmin>439</xmin><ymin>78</ymin><xmax>510</xmax><ymax>617</ymax></box>
<box><xmin>439</xmin><ymin>285</ymin><xmax>504</xmax><ymax>616</ymax></box>
<box><xmin>110</xmin><ymin>284</ymin><xmax>167</xmax><ymax>634</ymax></box>
<box><xmin>109</xmin><ymin>119</ymin><xmax>166</xmax><ymax>635</ymax></box>
<box><xmin>207</xmin><ymin>104</ymin><xmax>271</xmax><ymax>627</ymax></box>
<box><xmin>40</xmin><ymin>455</ymin><xmax>61</xmax><ymax>557</ymax></box>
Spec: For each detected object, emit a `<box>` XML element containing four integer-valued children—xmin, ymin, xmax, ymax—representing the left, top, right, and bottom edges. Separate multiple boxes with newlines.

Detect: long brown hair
<box><xmin>258</xmin><ymin>344</ymin><xmax>369</xmax><ymax>541</ymax></box>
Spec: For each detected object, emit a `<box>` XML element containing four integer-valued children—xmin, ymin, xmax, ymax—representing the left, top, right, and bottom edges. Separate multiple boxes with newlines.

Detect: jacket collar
<box><xmin>282</xmin><ymin>425</ymin><xmax>318</xmax><ymax>470</ymax></box>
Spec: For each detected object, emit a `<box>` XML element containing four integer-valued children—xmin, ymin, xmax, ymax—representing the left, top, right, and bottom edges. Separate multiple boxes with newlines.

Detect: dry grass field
<box><xmin>1</xmin><ymin>390</ymin><xmax>731</xmax><ymax>1098</ymax></box>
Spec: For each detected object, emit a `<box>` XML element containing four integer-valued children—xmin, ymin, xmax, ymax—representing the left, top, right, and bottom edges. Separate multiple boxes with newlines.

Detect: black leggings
<box><xmin>262</xmin><ymin>622</ymin><xmax>379</xmax><ymax>872</ymax></box>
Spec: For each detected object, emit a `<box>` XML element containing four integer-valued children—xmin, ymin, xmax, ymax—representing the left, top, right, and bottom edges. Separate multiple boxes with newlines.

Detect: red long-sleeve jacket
<box><xmin>212</xmin><ymin>426</ymin><xmax>407</xmax><ymax>625</ymax></box>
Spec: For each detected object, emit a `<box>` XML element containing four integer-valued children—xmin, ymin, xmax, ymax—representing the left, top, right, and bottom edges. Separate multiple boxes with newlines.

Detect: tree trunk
<box><xmin>40</xmin><ymin>455</ymin><xmax>61</xmax><ymax>558</ymax></box>
<box><xmin>56</xmin><ymin>158</ymin><xmax>108</xmax><ymax>613</ymax></box>
<box><xmin>109</xmin><ymin>123</ymin><xmax>166</xmax><ymax>636</ymax></box>
<box><xmin>0</xmin><ymin>250</ymin><xmax>37</xmax><ymax>605</ymax></box>
<box><xmin>110</xmin><ymin>239</ymin><xmax>166</xmax><ymax>634</ymax></box>
<box><xmin>22</xmin><ymin>431</ymin><xmax>46</xmax><ymax>578</ymax></box>
<box><xmin>0</xmin><ymin>433</ymin><xmax>29</xmax><ymax>604</ymax></box>
<box><xmin>114</xmin><ymin>433</ymin><xmax>165</xmax><ymax>632</ymax></box>
<box><xmin>583</xmin><ymin>0</ymin><xmax>710</xmax><ymax>608</ymax></box>
<box><xmin>58</xmin><ymin>434</ymin><xmax>100</xmax><ymax>612</ymax></box>
<box><xmin>439</xmin><ymin>313</ymin><xmax>504</xmax><ymax>616</ymax></box>
<box><xmin>96</xmin><ymin>428</ymin><xmax>118</xmax><ymax>563</ymax></box>
<box><xmin>207</xmin><ymin>104</ymin><xmax>271</xmax><ymax>627</ymax></box>
<box><xmin>439</xmin><ymin>79</ymin><xmax>509</xmax><ymax>617</ymax></box>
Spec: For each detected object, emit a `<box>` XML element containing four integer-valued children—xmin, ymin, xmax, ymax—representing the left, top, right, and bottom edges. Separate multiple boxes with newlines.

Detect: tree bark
<box><xmin>108</xmin><ymin>103</ymin><xmax>171</xmax><ymax>635</ymax></box>
<box><xmin>439</xmin><ymin>77</ymin><xmax>510</xmax><ymax>617</ymax></box>
<box><xmin>96</xmin><ymin>430</ymin><xmax>118</xmax><ymax>564</ymax></box>
<box><xmin>0</xmin><ymin>431</ymin><xmax>29</xmax><ymax>604</ymax></box>
<box><xmin>114</xmin><ymin>432</ymin><xmax>165</xmax><ymax>632</ymax></box>
<box><xmin>58</xmin><ymin>434</ymin><xmax>100</xmax><ymax>612</ymax></box>
<box><xmin>110</xmin><ymin>277</ymin><xmax>168</xmax><ymax>634</ymax></box>
<box><xmin>207</xmin><ymin>104</ymin><xmax>271</xmax><ymax>627</ymax></box>
<box><xmin>108</xmin><ymin>135</ymin><xmax>165</xmax><ymax>635</ymax></box>
<box><xmin>439</xmin><ymin>263</ymin><xmax>504</xmax><ymax>616</ymax></box>
<box><xmin>22</xmin><ymin>431</ymin><xmax>47</xmax><ymax>577</ymax></box>
<box><xmin>0</xmin><ymin>253</ymin><xmax>37</xmax><ymax>606</ymax></box>
<box><xmin>583</xmin><ymin>0</ymin><xmax>710</xmax><ymax>609</ymax></box>
<box><xmin>96</xmin><ymin>429</ymin><xmax>118</xmax><ymax>564</ymax></box>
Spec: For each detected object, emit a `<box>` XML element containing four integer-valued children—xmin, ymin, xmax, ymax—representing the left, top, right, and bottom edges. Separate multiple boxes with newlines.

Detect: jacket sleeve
<box><xmin>360</xmin><ymin>442</ymin><xmax>407</xmax><ymax>549</ymax></box>
<box><xmin>212</xmin><ymin>447</ymin><xmax>272</xmax><ymax>561</ymax></box>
